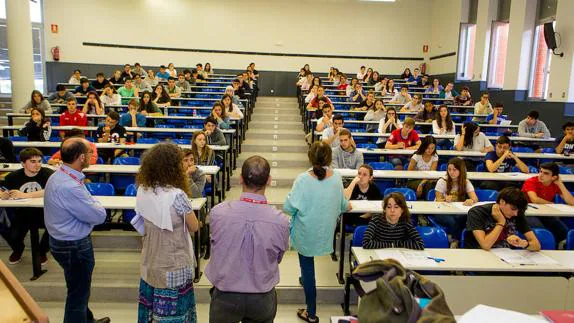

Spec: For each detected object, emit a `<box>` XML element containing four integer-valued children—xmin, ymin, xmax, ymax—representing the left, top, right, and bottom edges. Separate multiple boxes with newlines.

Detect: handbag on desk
<box><xmin>352</xmin><ymin>259</ymin><xmax>455</xmax><ymax>323</ymax></box>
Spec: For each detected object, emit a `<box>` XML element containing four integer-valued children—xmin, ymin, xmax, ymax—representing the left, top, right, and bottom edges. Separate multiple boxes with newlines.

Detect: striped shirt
<box><xmin>362</xmin><ymin>215</ymin><xmax>424</xmax><ymax>250</ymax></box>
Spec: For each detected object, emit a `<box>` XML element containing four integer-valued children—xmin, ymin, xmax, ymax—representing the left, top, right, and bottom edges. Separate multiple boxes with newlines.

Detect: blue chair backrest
<box><xmin>42</xmin><ymin>156</ymin><xmax>50</xmax><ymax>163</ymax></box>
<box><xmin>567</xmin><ymin>230</ymin><xmax>574</xmax><ymax>250</ymax></box>
<box><xmin>512</xmin><ymin>147</ymin><xmax>534</xmax><ymax>153</ymax></box>
<box><xmin>124</xmin><ymin>184</ymin><xmax>137</xmax><ymax>196</ymax></box>
<box><xmin>512</xmin><ymin>165</ymin><xmax>538</xmax><ymax>173</ymax></box>
<box><xmin>171</xmin><ymin>139</ymin><xmax>191</xmax><ymax>145</ymax></box>
<box><xmin>540</xmin><ymin>147</ymin><xmax>555</xmax><ymax>153</ymax></box>
<box><xmin>8</xmin><ymin>136</ymin><xmax>27</xmax><ymax>142</ymax></box>
<box><xmin>85</xmin><ymin>183</ymin><xmax>115</xmax><ymax>196</ymax></box>
<box><xmin>426</xmin><ymin>189</ymin><xmax>436</xmax><ymax>201</ymax></box>
<box><xmin>532</xmin><ymin>228</ymin><xmax>556</xmax><ymax>250</ymax></box>
<box><xmin>138</xmin><ymin>138</ymin><xmax>160</xmax><ymax>144</ymax></box>
<box><xmin>96</xmin><ymin>157</ymin><xmax>104</xmax><ymax>164</ymax></box>
<box><xmin>559</xmin><ymin>166</ymin><xmax>574</xmax><ymax>175</ymax></box>
<box><xmin>555</xmin><ymin>192</ymin><xmax>574</xmax><ymax>204</ymax></box>
<box><xmin>49</xmin><ymin>137</ymin><xmax>61</xmax><ymax>142</ymax></box>
<box><xmin>369</xmin><ymin>162</ymin><xmax>394</xmax><ymax>170</ymax></box>
<box><xmin>475</xmin><ymin>189</ymin><xmax>497</xmax><ymax>202</ymax></box>
<box><xmin>356</xmin><ymin>143</ymin><xmax>377</xmax><ymax>149</ymax></box>
<box><xmin>352</xmin><ymin>226</ymin><xmax>368</xmax><ymax>247</ymax></box>
<box><xmin>416</xmin><ymin>226</ymin><xmax>449</xmax><ymax>248</ymax></box>
<box><xmin>475</xmin><ymin>164</ymin><xmax>487</xmax><ymax>172</ymax></box>
<box><xmin>438</xmin><ymin>163</ymin><xmax>447</xmax><ymax>171</ymax></box>
<box><xmin>384</xmin><ymin>188</ymin><xmax>417</xmax><ymax>201</ymax></box>
<box><xmin>113</xmin><ymin>157</ymin><xmax>140</xmax><ymax>165</ymax></box>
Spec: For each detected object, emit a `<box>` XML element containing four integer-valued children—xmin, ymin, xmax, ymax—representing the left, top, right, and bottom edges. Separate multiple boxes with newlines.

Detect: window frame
<box><xmin>457</xmin><ymin>23</ymin><xmax>476</xmax><ymax>82</ymax></box>
<box><xmin>486</xmin><ymin>20</ymin><xmax>510</xmax><ymax>89</ymax></box>
<box><xmin>527</xmin><ymin>22</ymin><xmax>553</xmax><ymax>100</ymax></box>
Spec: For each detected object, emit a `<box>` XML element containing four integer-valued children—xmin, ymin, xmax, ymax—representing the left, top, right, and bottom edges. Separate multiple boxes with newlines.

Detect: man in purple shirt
<box><xmin>206</xmin><ymin>155</ymin><xmax>289</xmax><ymax>323</ymax></box>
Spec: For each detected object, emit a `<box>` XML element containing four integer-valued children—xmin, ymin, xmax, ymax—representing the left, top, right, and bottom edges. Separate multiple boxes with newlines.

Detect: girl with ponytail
<box><xmin>284</xmin><ymin>141</ymin><xmax>351</xmax><ymax>323</ymax></box>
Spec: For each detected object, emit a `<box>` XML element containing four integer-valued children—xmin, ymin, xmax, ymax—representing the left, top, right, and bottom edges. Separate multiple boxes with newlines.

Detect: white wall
<box><xmin>546</xmin><ymin>0</ymin><xmax>574</xmax><ymax>102</ymax></box>
<box><xmin>43</xmin><ymin>0</ymin><xmax>432</xmax><ymax>74</ymax></box>
<box><xmin>428</xmin><ymin>0</ymin><xmax>462</xmax><ymax>75</ymax></box>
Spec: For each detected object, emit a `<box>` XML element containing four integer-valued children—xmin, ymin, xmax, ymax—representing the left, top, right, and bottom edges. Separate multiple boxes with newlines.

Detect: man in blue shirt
<box><xmin>486</xmin><ymin>103</ymin><xmax>512</xmax><ymax>135</ymax></box>
<box><xmin>155</xmin><ymin>65</ymin><xmax>170</xmax><ymax>81</ymax></box>
<box><xmin>480</xmin><ymin>135</ymin><xmax>529</xmax><ymax>191</ymax></box>
<box><xmin>44</xmin><ymin>137</ymin><xmax>109</xmax><ymax>323</ymax></box>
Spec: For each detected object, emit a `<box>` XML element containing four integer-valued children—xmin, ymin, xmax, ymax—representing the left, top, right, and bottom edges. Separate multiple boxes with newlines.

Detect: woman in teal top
<box><xmin>284</xmin><ymin>141</ymin><xmax>350</xmax><ymax>323</ymax></box>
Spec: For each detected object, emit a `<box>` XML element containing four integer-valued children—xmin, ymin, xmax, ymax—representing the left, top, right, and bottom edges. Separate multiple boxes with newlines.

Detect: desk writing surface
<box><xmin>0</xmin><ymin>276</ymin><xmax>33</xmax><ymax>323</ymax></box>
<box><xmin>0</xmin><ymin>163</ymin><xmax>220</xmax><ymax>175</ymax></box>
<box><xmin>10</xmin><ymin>141</ymin><xmax>230</xmax><ymax>151</ymax></box>
<box><xmin>334</xmin><ymin>169</ymin><xmax>564</xmax><ymax>182</ymax></box>
<box><xmin>0</xmin><ymin>196</ymin><xmax>207</xmax><ymax>210</ymax></box>
<box><xmin>357</xmin><ymin>148</ymin><xmax>574</xmax><ymax>160</ymax></box>
<box><xmin>351</xmin><ymin>247</ymin><xmax>574</xmax><ymax>273</ymax></box>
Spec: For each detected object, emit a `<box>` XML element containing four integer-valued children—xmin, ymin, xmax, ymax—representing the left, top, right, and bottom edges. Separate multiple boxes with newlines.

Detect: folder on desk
<box><xmin>540</xmin><ymin>310</ymin><xmax>574</xmax><ymax>323</ymax></box>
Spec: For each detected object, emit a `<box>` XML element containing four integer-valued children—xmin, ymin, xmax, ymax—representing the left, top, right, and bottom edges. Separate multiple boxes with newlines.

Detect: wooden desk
<box><xmin>0</xmin><ymin>260</ymin><xmax>48</xmax><ymax>322</ymax></box>
<box><xmin>0</xmin><ymin>197</ymin><xmax>207</xmax><ymax>282</ymax></box>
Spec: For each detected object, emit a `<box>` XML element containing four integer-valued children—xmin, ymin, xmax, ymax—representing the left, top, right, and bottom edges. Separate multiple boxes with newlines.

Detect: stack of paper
<box><xmin>374</xmin><ymin>250</ymin><xmax>438</xmax><ymax>267</ymax></box>
<box><xmin>459</xmin><ymin>304</ymin><xmax>546</xmax><ymax>323</ymax></box>
<box><xmin>491</xmin><ymin>248</ymin><xmax>559</xmax><ymax>266</ymax></box>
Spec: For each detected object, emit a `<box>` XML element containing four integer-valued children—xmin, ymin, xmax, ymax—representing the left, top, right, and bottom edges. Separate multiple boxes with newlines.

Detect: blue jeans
<box><xmin>49</xmin><ymin>235</ymin><xmax>95</xmax><ymax>323</ymax></box>
<box><xmin>298</xmin><ymin>254</ymin><xmax>317</xmax><ymax>319</ymax></box>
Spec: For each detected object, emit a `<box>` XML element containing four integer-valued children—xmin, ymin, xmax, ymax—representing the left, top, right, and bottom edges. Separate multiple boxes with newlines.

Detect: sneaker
<box><xmin>9</xmin><ymin>251</ymin><xmax>22</xmax><ymax>265</ymax></box>
<box><xmin>40</xmin><ymin>254</ymin><xmax>48</xmax><ymax>266</ymax></box>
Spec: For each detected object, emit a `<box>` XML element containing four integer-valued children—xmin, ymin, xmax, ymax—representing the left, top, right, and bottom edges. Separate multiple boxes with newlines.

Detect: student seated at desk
<box><xmin>454</xmin><ymin>122</ymin><xmax>493</xmax><ymax>171</ymax></box>
<box><xmin>322</xmin><ymin>114</ymin><xmax>346</xmax><ymax>148</ymax></box>
<box><xmin>152</xmin><ymin>84</ymin><xmax>171</xmax><ymax>107</ymax></box>
<box><xmin>48</xmin><ymin>84</ymin><xmax>75</xmax><ymax>105</ymax></box>
<box><xmin>59</xmin><ymin>98</ymin><xmax>87</xmax><ymax>138</ymax></box>
<box><xmin>418</xmin><ymin>74</ymin><xmax>431</xmax><ymax>88</ymax></box>
<box><xmin>472</xmin><ymin>92</ymin><xmax>493</xmax><ymax>123</ymax></box>
<box><xmin>21</xmin><ymin>90</ymin><xmax>52</xmax><ymax>114</ymax></box>
<box><xmin>389</xmin><ymin>86</ymin><xmax>412</xmax><ymax>105</ymax></box>
<box><xmin>48</xmin><ymin>128</ymin><xmax>98</xmax><ymax>166</ymax></box>
<box><xmin>19</xmin><ymin>108</ymin><xmax>51</xmax><ymax>142</ymax></box>
<box><xmin>522</xmin><ymin>162</ymin><xmax>574</xmax><ymax>245</ymax></box>
<box><xmin>363</xmin><ymin>68</ymin><xmax>374</xmax><ymax>84</ymax></box>
<box><xmin>400</xmin><ymin>68</ymin><xmax>411</xmax><ymax>80</ymax></box>
<box><xmin>82</xmin><ymin>91</ymin><xmax>104</xmax><ymax>115</ymax></box>
<box><xmin>486</xmin><ymin>103</ymin><xmax>512</xmax><ymax>135</ymax></box>
<box><xmin>304</xmin><ymin>85</ymin><xmax>318</xmax><ymax>105</ymax></box>
<box><xmin>133</xmin><ymin>73</ymin><xmax>152</xmax><ymax>93</ymax></box>
<box><xmin>374</xmin><ymin>77</ymin><xmax>388</xmax><ymax>94</ymax></box>
<box><xmin>480</xmin><ymin>136</ymin><xmax>529</xmax><ymax>191</ymax></box>
<box><xmin>165</xmin><ymin>77</ymin><xmax>181</xmax><ymax>100</ymax></box>
<box><xmin>517</xmin><ymin>110</ymin><xmax>551</xmax><ymax>139</ymax></box>
<box><xmin>0</xmin><ymin>148</ymin><xmax>54</xmax><ymax>265</ymax></box>
<box><xmin>357</xmin><ymin>66</ymin><xmax>367</xmax><ymax>80</ymax></box>
<box><xmin>454</xmin><ymin>86</ymin><xmax>473</xmax><ymax>107</ymax></box>
<box><xmin>425</xmin><ymin>78</ymin><xmax>443</xmax><ymax>95</ymax></box>
<box><xmin>315</xmin><ymin>104</ymin><xmax>333</xmax><ymax>133</ymax></box>
<box><xmin>100</xmin><ymin>83</ymin><xmax>121</xmax><ymax>106</ymax></box>
<box><xmin>344</xmin><ymin>164</ymin><xmax>382</xmax><ymax>201</ymax></box>
<box><xmin>146</xmin><ymin>69</ymin><xmax>159</xmax><ymax>88</ymax></box>
<box><xmin>407</xmin><ymin>68</ymin><xmax>422</xmax><ymax>85</ymax></box>
<box><xmin>346</xmin><ymin>77</ymin><xmax>358</xmax><ymax>97</ymax></box>
<box><xmin>182</xmin><ymin>148</ymin><xmax>206</xmax><ymax>198</ymax></box>
<box><xmin>204</xmin><ymin>117</ymin><xmax>227</xmax><ymax>146</ymax></box>
<box><xmin>109</xmin><ymin>69</ymin><xmax>125</xmax><ymax>85</ymax></box>
<box><xmin>191</xmin><ymin>131</ymin><xmax>215</xmax><ymax>166</ymax></box>
<box><xmin>96</xmin><ymin>111</ymin><xmax>126</xmax><ymax>163</ymax></box>
<box><xmin>407</xmin><ymin>136</ymin><xmax>438</xmax><ymax>198</ymax></box>
<box><xmin>331</xmin><ymin>129</ymin><xmax>363</xmax><ymax>170</ymax></box>
<box><xmin>432</xmin><ymin>105</ymin><xmax>456</xmax><ymax>149</ymax></box>
<box><xmin>400</xmin><ymin>94</ymin><xmax>423</xmax><ymax>112</ymax></box>
<box><xmin>555</xmin><ymin>121</ymin><xmax>574</xmax><ymax>156</ymax></box>
<box><xmin>68</xmin><ymin>69</ymin><xmax>81</xmax><ymax>85</ymax></box>
<box><xmin>0</xmin><ymin>137</ymin><xmax>16</xmax><ymax>163</ymax></box>
<box><xmin>376</xmin><ymin>107</ymin><xmax>402</xmax><ymax>148</ymax></box>
<box><xmin>117</xmin><ymin>77</ymin><xmax>139</xmax><ymax>105</ymax></box>
<box><xmin>385</xmin><ymin>117</ymin><xmax>422</xmax><ymax>169</ymax></box>
<box><xmin>362</xmin><ymin>192</ymin><xmax>424</xmax><ymax>250</ymax></box>
<box><xmin>175</xmin><ymin>73</ymin><xmax>190</xmax><ymax>92</ymax></box>
<box><xmin>221</xmin><ymin>94</ymin><xmax>244</xmax><ymax>119</ymax></box>
<box><xmin>297</xmin><ymin>72</ymin><xmax>313</xmax><ymax>92</ymax></box>
<box><xmin>465</xmin><ymin>187</ymin><xmax>541</xmax><ymax>251</ymax></box>
<box><xmin>307</xmin><ymin>86</ymin><xmax>334</xmax><ymax>111</ymax></box>
<box><xmin>120</xmin><ymin>99</ymin><xmax>146</xmax><ymax>129</ymax></box>
<box><xmin>120</xmin><ymin>64</ymin><xmax>134</xmax><ymax>80</ymax></box>
<box><xmin>434</xmin><ymin>157</ymin><xmax>478</xmax><ymax>247</ymax></box>
<box><xmin>439</xmin><ymin>82</ymin><xmax>458</xmax><ymax>100</ymax></box>
<box><xmin>211</xmin><ymin>102</ymin><xmax>231</xmax><ymax>129</ymax></box>
<box><xmin>414</xmin><ymin>101</ymin><xmax>436</xmax><ymax>122</ymax></box>
<box><xmin>386</xmin><ymin>79</ymin><xmax>398</xmax><ymax>96</ymax></box>
<box><xmin>354</xmin><ymin>90</ymin><xmax>375</xmax><ymax>111</ymax></box>
<box><xmin>74</xmin><ymin>78</ymin><xmax>96</xmax><ymax>97</ymax></box>
<box><xmin>364</xmin><ymin>99</ymin><xmax>386</xmax><ymax>133</ymax></box>
<box><xmin>91</xmin><ymin>72</ymin><xmax>109</xmax><ymax>90</ymax></box>
<box><xmin>155</xmin><ymin>65</ymin><xmax>170</xmax><ymax>81</ymax></box>
<box><xmin>167</xmin><ymin>62</ymin><xmax>177</xmax><ymax>78</ymax></box>
<box><xmin>350</xmin><ymin>83</ymin><xmax>367</xmax><ymax>103</ymax></box>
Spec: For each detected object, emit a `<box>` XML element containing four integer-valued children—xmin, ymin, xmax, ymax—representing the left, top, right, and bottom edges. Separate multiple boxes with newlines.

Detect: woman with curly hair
<box><xmin>131</xmin><ymin>142</ymin><xmax>199</xmax><ymax>323</ymax></box>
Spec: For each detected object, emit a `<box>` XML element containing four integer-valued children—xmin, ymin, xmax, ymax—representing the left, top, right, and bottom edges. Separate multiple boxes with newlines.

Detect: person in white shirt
<box><xmin>389</xmin><ymin>86</ymin><xmax>412</xmax><ymax>105</ymax></box>
<box><xmin>356</xmin><ymin>66</ymin><xmax>366</xmax><ymax>80</ymax></box>
<box><xmin>99</xmin><ymin>83</ymin><xmax>121</xmax><ymax>106</ymax></box>
<box><xmin>472</xmin><ymin>92</ymin><xmax>493</xmax><ymax>122</ymax></box>
<box><xmin>454</xmin><ymin>122</ymin><xmax>494</xmax><ymax>171</ymax></box>
<box><xmin>400</xmin><ymin>94</ymin><xmax>423</xmax><ymax>112</ymax></box>
<box><xmin>376</xmin><ymin>107</ymin><xmax>402</xmax><ymax>147</ymax></box>
<box><xmin>432</xmin><ymin>105</ymin><xmax>456</xmax><ymax>149</ymax></box>
<box><xmin>68</xmin><ymin>69</ymin><xmax>81</xmax><ymax>85</ymax></box>
<box><xmin>315</xmin><ymin>105</ymin><xmax>334</xmax><ymax>133</ymax></box>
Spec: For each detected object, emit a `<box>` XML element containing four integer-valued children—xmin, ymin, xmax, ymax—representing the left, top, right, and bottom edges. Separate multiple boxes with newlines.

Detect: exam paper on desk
<box><xmin>491</xmin><ymin>248</ymin><xmax>559</xmax><ymax>266</ymax></box>
<box><xmin>374</xmin><ymin>249</ymin><xmax>437</xmax><ymax>267</ymax></box>
<box><xmin>458</xmin><ymin>304</ymin><xmax>545</xmax><ymax>323</ymax></box>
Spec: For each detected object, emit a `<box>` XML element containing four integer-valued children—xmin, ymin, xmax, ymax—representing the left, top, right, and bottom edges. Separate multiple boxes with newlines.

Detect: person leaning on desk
<box><xmin>464</xmin><ymin>187</ymin><xmax>541</xmax><ymax>251</ymax></box>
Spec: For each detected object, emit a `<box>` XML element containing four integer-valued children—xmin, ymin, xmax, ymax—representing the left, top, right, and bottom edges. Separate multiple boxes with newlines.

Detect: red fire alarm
<box><xmin>51</xmin><ymin>24</ymin><xmax>58</xmax><ymax>33</ymax></box>
<box><xmin>423</xmin><ymin>45</ymin><xmax>429</xmax><ymax>53</ymax></box>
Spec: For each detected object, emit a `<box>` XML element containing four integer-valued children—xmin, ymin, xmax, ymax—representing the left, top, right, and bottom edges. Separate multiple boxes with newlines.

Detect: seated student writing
<box><xmin>465</xmin><ymin>187</ymin><xmax>541</xmax><ymax>251</ymax></box>
<box><xmin>433</xmin><ymin>157</ymin><xmax>478</xmax><ymax>247</ymax></box>
<box><xmin>385</xmin><ymin>117</ymin><xmax>421</xmax><ymax>169</ymax></box>
<box><xmin>480</xmin><ymin>135</ymin><xmax>529</xmax><ymax>191</ymax></box>
<box><xmin>362</xmin><ymin>192</ymin><xmax>424</xmax><ymax>250</ymax></box>
<box><xmin>331</xmin><ymin>129</ymin><xmax>363</xmax><ymax>169</ymax></box>
<box><xmin>48</xmin><ymin>128</ymin><xmax>98</xmax><ymax>165</ymax></box>
<box><xmin>407</xmin><ymin>136</ymin><xmax>438</xmax><ymax>198</ymax></box>
<box><xmin>521</xmin><ymin>162</ymin><xmax>574</xmax><ymax>245</ymax></box>
<box><xmin>555</xmin><ymin>121</ymin><xmax>574</xmax><ymax>155</ymax></box>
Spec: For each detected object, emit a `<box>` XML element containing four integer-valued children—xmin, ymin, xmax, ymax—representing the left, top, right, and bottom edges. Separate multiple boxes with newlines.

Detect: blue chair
<box><xmin>137</xmin><ymin>138</ymin><xmax>160</xmax><ymax>144</ymax></box>
<box><xmin>384</xmin><ymin>188</ymin><xmax>417</xmax><ymax>201</ymax></box>
<box><xmin>8</xmin><ymin>136</ymin><xmax>27</xmax><ymax>142</ymax></box>
<box><xmin>426</xmin><ymin>189</ymin><xmax>436</xmax><ymax>201</ymax></box>
<box><xmin>512</xmin><ymin>147</ymin><xmax>534</xmax><ymax>153</ymax></box>
<box><xmin>111</xmin><ymin>158</ymin><xmax>139</xmax><ymax>191</ymax></box>
<box><xmin>123</xmin><ymin>184</ymin><xmax>137</xmax><ymax>224</ymax></box>
<box><xmin>511</xmin><ymin>165</ymin><xmax>538</xmax><ymax>173</ymax></box>
<box><xmin>96</xmin><ymin>157</ymin><xmax>104</xmax><ymax>164</ymax></box>
<box><xmin>374</xmin><ymin>180</ymin><xmax>394</xmax><ymax>193</ymax></box>
<box><xmin>540</xmin><ymin>148</ymin><xmax>555</xmax><ymax>153</ymax></box>
<box><xmin>113</xmin><ymin>157</ymin><xmax>140</xmax><ymax>165</ymax></box>
<box><xmin>475</xmin><ymin>189</ymin><xmax>497</xmax><ymax>202</ymax></box>
<box><xmin>171</xmin><ymin>139</ymin><xmax>191</xmax><ymax>145</ymax></box>
<box><xmin>352</xmin><ymin>225</ymin><xmax>368</xmax><ymax>247</ymax></box>
<box><xmin>475</xmin><ymin>164</ymin><xmax>487</xmax><ymax>172</ymax></box>
<box><xmin>532</xmin><ymin>228</ymin><xmax>556</xmax><ymax>250</ymax></box>
<box><xmin>438</xmin><ymin>163</ymin><xmax>447</xmax><ymax>171</ymax></box>
<box><xmin>356</xmin><ymin>143</ymin><xmax>377</xmax><ymax>149</ymax></box>
<box><xmin>416</xmin><ymin>226</ymin><xmax>448</xmax><ymax>248</ymax></box>
<box><xmin>559</xmin><ymin>166</ymin><xmax>574</xmax><ymax>175</ymax></box>
<box><xmin>85</xmin><ymin>183</ymin><xmax>115</xmax><ymax>196</ymax></box>
<box><xmin>49</xmin><ymin>137</ymin><xmax>61</xmax><ymax>142</ymax></box>
<box><xmin>42</xmin><ymin>156</ymin><xmax>50</xmax><ymax>163</ymax></box>
<box><xmin>567</xmin><ymin>230</ymin><xmax>574</xmax><ymax>250</ymax></box>
<box><xmin>369</xmin><ymin>162</ymin><xmax>394</xmax><ymax>170</ymax></box>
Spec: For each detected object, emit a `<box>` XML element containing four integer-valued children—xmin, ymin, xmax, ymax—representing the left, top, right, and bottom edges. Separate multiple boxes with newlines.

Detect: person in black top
<box><xmin>233</xmin><ymin>79</ymin><xmax>246</xmax><ymax>100</ymax></box>
<box><xmin>555</xmin><ymin>121</ymin><xmax>574</xmax><ymax>157</ymax></box>
<box><xmin>465</xmin><ymin>187</ymin><xmax>541</xmax><ymax>250</ymax></box>
<box><xmin>74</xmin><ymin>78</ymin><xmax>96</xmax><ymax>97</ymax></box>
<box><xmin>0</xmin><ymin>137</ymin><xmax>16</xmax><ymax>163</ymax></box>
<box><xmin>109</xmin><ymin>69</ymin><xmax>125</xmax><ymax>85</ymax></box>
<box><xmin>91</xmin><ymin>72</ymin><xmax>109</xmax><ymax>90</ymax></box>
<box><xmin>120</xmin><ymin>64</ymin><xmax>134</xmax><ymax>81</ymax></box>
<box><xmin>344</xmin><ymin>164</ymin><xmax>382</xmax><ymax>225</ymax></box>
<box><xmin>0</xmin><ymin>148</ymin><xmax>54</xmax><ymax>265</ymax></box>
<box><xmin>96</xmin><ymin>111</ymin><xmax>126</xmax><ymax>163</ymax></box>
<box><xmin>362</xmin><ymin>192</ymin><xmax>424</xmax><ymax>250</ymax></box>
<box><xmin>19</xmin><ymin>108</ymin><xmax>51</xmax><ymax>142</ymax></box>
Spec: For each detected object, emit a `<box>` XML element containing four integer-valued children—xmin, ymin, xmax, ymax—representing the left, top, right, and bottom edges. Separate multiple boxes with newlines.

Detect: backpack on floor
<box><xmin>352</xmin><ymin>259</ymin><xmax>455</xmax><ymax>323</ymax></box>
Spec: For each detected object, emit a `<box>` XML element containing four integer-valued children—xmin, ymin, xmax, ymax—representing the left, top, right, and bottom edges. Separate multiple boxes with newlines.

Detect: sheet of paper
<box><xmin>518</xmin><ymin>250</ymin><xmax>559</xmax><ymax>265</ymax></box>
<box><xmin>450</xmin><ymin>201</ymin><xmax>491</xmax><ymax>212</ymax></box>
<box><xmin>500</xmin><ymin>120</ymin><xmax>512</xmax><ymax>126</ymax></box>
<box><xmin>548</xmin><ymin>203</ymin><xmax>574</xmax><ymax>213</ymax></box>
<box><xmin>400</xmin><ymin>250</ymin><xmax>437</xmax><ymax>267</ymax></box>
<box><xmin>500</xmin><ymin>172</ymin><xmax>524</xmax><ymax>178</ymax></box>
<box><xmin>491</xmin><ymin>248</ymin><xmax>558</xmax><ymax>266</ymax></box>
<box><xmin>374</xmin><ymin>250</ymin><xmax>407</xmax><ymax>266</ymax></box>
<box><xmin>459</xmin><ymin>304</ymin><xmax>546</xmax><ymax>323</ymax></box>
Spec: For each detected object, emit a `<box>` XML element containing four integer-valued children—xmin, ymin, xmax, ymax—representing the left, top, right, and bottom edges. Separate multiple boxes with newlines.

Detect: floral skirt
<box><xmin>138</xmin><ymin>278</ymin><xmax>197</xmax><ymax>323</ymax></box>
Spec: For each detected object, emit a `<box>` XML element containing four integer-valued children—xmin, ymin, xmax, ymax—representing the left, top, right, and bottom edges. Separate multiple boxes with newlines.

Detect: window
<box><xmin>457</xmin><ymin>24</ymin><xmax>476</xmax><ymax>81</ymax></box>
<box><xmin>528</xmin><ymin>23</ymin><xmax>552</xmax><ymax>99</ymax></box>
<box><xmin>487</xmin><ymin>22</ymin><xmax>510</xmax><ymax>89</ymax></box>
<box><xmin>0</xmin><ymin>0</ymin><xmax>45</xmax><ymax>95</ymax></box>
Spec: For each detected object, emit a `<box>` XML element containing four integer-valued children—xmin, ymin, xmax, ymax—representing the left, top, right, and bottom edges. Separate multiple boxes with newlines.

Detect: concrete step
<box><xmin>252</xmin><ymin>113</ymin><xmax>301</xmax><ymax>122</ymax></box>
<box><xmin>242</xmin><ymin>139</ymin><xmax>309</xmax><ymax>153</ymax></box>
<box><xmin>256</xmin><ymin>97</ymin><xmax>298</xmax><ymax>104</ymax></box>
<box><xmin>253</xmin><ymin>108</ymin><xmax>301</xmax><ymax>116</ymax></box>
<box><xmin>245</xmin><ymin>128</ymin><xmax>305</xmax><ymax>140</ymax></box>
<box><xmin>237</xmin><ymin>151</ymin><xmax>310</xmax><ymax>168</ymax></box>
<box><xmin>230</xmin><ymin>167</ymin><xmax>305</xmax><ymax>188</ymax></box>
<box><xmin>249</xmin><ymin>121</ymin><xmax>303</xmax><ymax>130</ymax></box>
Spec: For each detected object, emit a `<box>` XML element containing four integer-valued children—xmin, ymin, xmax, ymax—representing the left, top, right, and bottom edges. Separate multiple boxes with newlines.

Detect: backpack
<box><xmin>352</xmin><ymin>259</ymin><xmax>455</xmax><ymax>323</ymax></box>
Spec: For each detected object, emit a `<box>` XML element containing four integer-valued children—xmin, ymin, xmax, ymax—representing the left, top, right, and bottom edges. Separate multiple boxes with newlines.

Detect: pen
<box><xmin>528</xmin><ymin>204</ymin><xmax>539</xmax><ymax>209</ymax></box>
<box><xmin>427</xmin><ymin>257</ymin><xmax>445</xmax><ymax>263</ymax></box>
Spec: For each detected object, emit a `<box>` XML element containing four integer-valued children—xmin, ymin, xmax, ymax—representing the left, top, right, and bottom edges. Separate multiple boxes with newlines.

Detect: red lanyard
<box><xmin>240</xmin><ymin>197</ymin><xmax>268</xmax><ymax>205</ymax></box>
<box><xmin>59</xmin><ymin>167</ymin><xmax>83</xmax><ymax>185</ymax></box>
